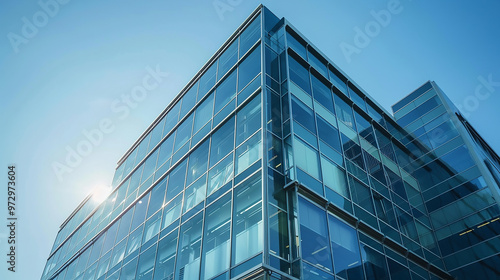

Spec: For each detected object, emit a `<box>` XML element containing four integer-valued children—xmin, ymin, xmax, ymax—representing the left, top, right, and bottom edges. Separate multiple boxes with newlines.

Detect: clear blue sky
<box><xmin>0</xmin><ymin>1</ymin><xmax>499</xmax><ymax>279</ymax></box>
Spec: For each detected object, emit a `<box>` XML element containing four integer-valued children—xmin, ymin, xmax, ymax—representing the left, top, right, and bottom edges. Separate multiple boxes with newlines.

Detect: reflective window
<box><xmin>201</xmin><ymin>193</ymin><xmax>231</xmax><ymax>280</ymax></box>
<box><xmin>210</xmin><ymin>117</ymin><xmax>235</xmax><ymax>167</ymax></box>
<box><xmin>198</xmin><ymin>64</ymin><xmax>217</xmax><ymax>101</ymax></box>
<box><xmin>136</xmin><ymin>244</ymin><xmax>157</xmax><ymax>280</ymax></box>
<box><xmin>288</xmin><ymin>55</ymin><xmax>310</xmax><ymax>94</ymax></box>
<box><xmin>238</xmin><ymin>45</ymin><xmax>261</xmax><ymax>92</ymax></box>
<box><xmin>180</xmin><ymin>84</ymin><xmax>198</xmax><ymax>120</ymax></box>
<box><xmin>334</xmin><ymin>94</ymin><xmax>355</xmax><ymax>129</ymax></box>
<box><xmin>287</xmin><ymin>31</ymin><xmax>307</xmax><ymax>58</ymax></box>
<box><xmin>186</xmin><ymin>140</ymin><xmax>209</xmax><ymax>185</ymax></box>
<box><xmin>298</xmin><ymin>197</ymin><xmax>333</xmax><ymax>272</ymax></box>
<box><xmin>163</xmin><ymin>102</ymin><xmax>180</xmax><ymax>138</ymax></box>
<box><xmin>183</xmin><ymin>175</ymin><xmax>207</xmax><ymax>213</ymax></box>
<box><xmin>308</xmin><ymin>49</ymin><xmax>328</xmax><ymax>77</ymax></box>
<box><xmin>311</xmin><ymin>74</ymin><xmax>334</xmax><ymax>113</ymax></box>
<box><xmin>239</xmin><ymin>15</ymin><xmax>260</xmax><ymax>57</ymax></box>
<box><xmin>360</xmin><ymin>243</ymin><xmax>389</xmax><ymax>280</ymax></box>
<box><xmin>162</xmin><ymin>194</ymin><xmax>182</xmax><ymax>229</ymax></box>
<box><xmin>126</xmin><ymin>224</ymin><xmax>144</xmax><ymax>256</ymax></box>
<box><xmin>120</xmin><ymin>256</ymin><xmax>138</xmax><ymax>280</ymax></box>
<box><xmin>157</xmin><ymin>135</ymin><xmax>174</xmax><ymax>170</ymax></box>
<box><xmin>317</xmin><ymin>115</ymin><xmax>341</xmax><ymax>152</ymax></box>
<box><xmin>143</xmin><ymin>211</ymin><xmax>161</xmax><ymax>243</ymax></box>
<box><xmin>193</xmin><ymin>92</ymin><xmax>214</xmax><ymax>133</ymax></box>
<box><xmin>166</xmin><ymin>160</ymin><xmax>187</xmax><ymax>202</ymax></box>
<box><xmin>218</xmin><ymin>41</ymin><xmax>238</xmax><ymax>80</ymax></box>
<box><xmin>291</xmin><ymin>96</ymin><xmax>315</xmax><ymax>133</ymax></box>
<box><xmin>208</xmin><ymin>153</ymin><xmax>234</xmax><ymax>195</ymax></box>
<box><xmin>175</xmin><ymin>212</ymin><xmax>203</xmax><ymax>280</ymax></box>
<box><xmin>130</xmin><ymin>193</ymin><xmax>150</xmax><ymax>232</ymax></box>
<box><xmin>140</xmin><ymin>149</ymin><xmax>158</xmax><ymax>185</ymax></box>
<box><xmin>153</xmin><ymin>230</ymin><xmax>178</xmax><ymax>280</ymax></box>
<box><xmin>101</xmin><ymin>222</ymin><xmax>118</xmax><ymax>255</ymax></box>
<box><xmin>236</xmin><ymin>132</ymin><xmax>262</xmax><ymax>175</ymax></box>
<box><xmin>329</xmin><ymin>67</ymin><xmax>347</xmax><ymax>94</ymax></box>
<box><xmin>232</xmin><ymin>174</ymin><xmax>263</xmax><ymax>265</ymax></box>
<box><xmin>173</xmin><ymin>114</ymin><xmax>193</xmax><ymax>152</ymax></box>
<box><xmin>321</xmin><ymin>156</ymin><xmax>349</xmax><ymax>198</ymax></box>
<box><xmin>146</xmin><ymin>181</ymin><xmax>166</xmax><ymax>218</ymax></box>
<box><xmin>214</xmin><ymin>70</ymin><xmax>237</xmax><ymax>114</ymax></box>
<box><xmin>329</xmin><ymin>215</ymin><xmax>363</xmax><ymax>279</ymax></box>
<box><xmin>110</xmin><ymin>239</ymin><xmax>126</xmax><ymax>268</ymax></box>
<box><xmin>294</xmin><ymin>138</ymin><xmax>321</xmax><ymax>180</ymax></box>
<box><xmin>148</xmin><ymin>117</ymin><xmax>165</xmax><ymax>153</ymax></box>
<box><xmin>236</xmin><ymin>94</ymin><xmax>261</xmax><ymax>145</ymax></box>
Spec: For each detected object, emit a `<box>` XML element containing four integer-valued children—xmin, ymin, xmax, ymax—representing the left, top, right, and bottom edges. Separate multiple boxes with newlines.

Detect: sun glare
<box><xmin>90</xmin><ymin>184</ymin><xmax>112</xmax><ymax>203</ymax></box>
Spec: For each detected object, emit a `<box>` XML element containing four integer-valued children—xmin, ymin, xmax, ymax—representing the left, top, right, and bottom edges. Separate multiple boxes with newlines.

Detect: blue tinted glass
<box><xmin>157</xmin><ymin>135</ymin><xmax>174</xmax><ymax>169</ymax></box>
<box><xmin>130</xmin><ymin>193</ymin><xmax>150</xmax><ymax>231</ymax></box>
<box><xmin>265</xmin><ymin>46</ymin><xmax>279</xmax><ymax>81</ymax></box>
<box><xmin>317</xmin><ymin>115</ymin><xmax>341</xmax><ymax>152</ymax></box>
<box><xmin>288</xmin><ymin>55</ymin><xmax>310</xmax><ymax>94</ymax></box>
<box><xmin>238</xmin><ymin>45</ymin><xmax>261</xmax><ymax>92</ymax></box>
<box><xmin>180</xmin><ymin>83</ymin><xmax>198</xmax><ymax>118</ymax></box>
<box><xmin>173</xmin><ymin>114</ymin><xmax>193</xmax><ymax>151</ymax></box>
<box><xmin>198</xmin><ymin>64</ymin><xmax>217</xmax><ymax>101</ymax></box>
<box><xmin>334</xmin><ymin>94</ymin><xmax>356</xmax><ymax>130</ymax></box>
<box><xmin>215</xmin><ymin>70</ymin><xmax>237</xmax><ymax>114</ymax></box>
<box><xmin>146</xmin><ymin>180</ymin><xmax>167</xmax><ymax>218</ymax></box>
<box><xmin>360</xmin><ymin>243</ymin><xmax>389</xmax><ymax>279</ymax></box>
<box><xmin>193</xmin><ymin>92</ymin><xmax>214</xmax><ymax>133</ymax></box>
<box><xmin>153</xmin><ymin>231</ymin><xmax>178</xmax><ymax>280</ymax></box>
<box><xmin>311</xmin><ymin>74</ymin><xmax>334</xmax><ymax>113</ymax></box>
<box><xmin>218</xmin><ymin>41</ymin><xmax>238</xmax><ymax>81</ymax></box>
<box><xmin>298</xmin><ymin>197</ymin><xmax>333</xmax><ymax>272</ymax></box>
<box><xmin>148</xmin><ymin>117</ymin><xmax>165</xmax><ymax>153</ymax></box>
<box><xmin>291</xmin><ymin>96</ymin><xmax>315</xmax><ymax>133</ymax></box>
<box><xmin>163</xmin><ymin>102</ymin><xmax>180</xmax><ymax>138</ymax></box>
<box><xmin>328</xmin><ymin>215</ymin><xmax>363</xmax><ymax>280</ymax></box>
<box><xmin>329</xmin><ymin>67</ymin><xmax>347</xmax><ymax>94</ymax></box>
<box><xmin>186</xmin><ymin>140</ymin><xmax>209</xmax><ymax>185</ymax></box>
<box><xmin>175</xmin><ymin>212</ymin><xmax>203</xmax><ymax>279</ymax></box>
<box><xmin>308</xmin><ymin>50</ymin><xmax>328</xmax><ymax>77</ymax></box>
<box><xmin>349</xmin><ymin>85</ymin><xmax>366</xmax><ymax>110</ymax></box>
<box><xmin>287</xmin><ymin>31</ymin><xmax>307</xmax><ymax>58</ymax></box>
<box><xmin>240</xmin><ymin>15</ymin><xmax>261</xmax><ymax>57</ymax></box>
<box><xmin>210</xmin><ymin>117</ymin><xmax>235</xmax><ymax>167</ymax></box>
<box><xmin>166</xmin><ymin>160</ymin><xmax>187</xmax><ymax>201</ymax></box>
<box><xmin>236</xmin><ymin>94</ymin><xmax>261</xmax><ymax>145</ymax></box>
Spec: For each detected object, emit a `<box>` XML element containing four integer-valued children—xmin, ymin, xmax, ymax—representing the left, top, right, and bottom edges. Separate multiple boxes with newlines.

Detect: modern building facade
<box><xmin>41</xmin><ymin>5</ymin><xmax>500</xmax><ymax>280</ymax></box>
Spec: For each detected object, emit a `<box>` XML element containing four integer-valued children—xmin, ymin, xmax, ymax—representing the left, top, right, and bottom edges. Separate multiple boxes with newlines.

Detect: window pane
<box><xmin>298</xmin><ymin>197</ymin><xmax>333</xmax><ymax>272</ymax></box>
<box><xmin>287</xmin><ymin>31</ymin><xmax>307</xmax><ymax>58</ymax></box>
<box><xmin>163</xmin><ymin>102</ymin><xmax>180</xmax><ymax>138</ymax></box>
<box><xmin>140</xmin><ymin>149</ymin><xmax>159</xmax><ymax>185</ymax></box>
<box><xmin>236</xmin><ymin>132</ymin><xmax>262</xmax><ymax>175</ymax></box>
<box><xmin>334</xmin><ymin>94</ymin><xmax>355</xmax><ymax>130</ymax></box>
<box><xmin>180</xmin><ymin>83</ymin><xmax>198</xmax><ymax>118</ymax></box>
<box><xmin>201</xmin><ymin>193</ymin><xmax>231</xmax><ymax>280</ymax></box>
<box><xmin>157</xmin><ymin>135</ymin><xmax>174</xmax><ymax>170</ymax></box>
<box><xmin>186</xmin><ymin>140</ymin><xmax>209</xmax><ymax>185</ymax></box>
<box><xmin>329</xmin><ymin>215</ymin><xmax>363</xmax><ymax>279</ymax></box>
<box><xmin>208</xmin><ymin>153</ymin><xmax>234</xmax><ymax>195</ymax></box>
<box><xmin>288</xmin><ymin>55</ymin><xmax>310</xmax><ymax>94</ymax></box>
<box><xmin>291</xmin><ymin>96</ymin><xmax>315</xmax><ymax>133</ymax></box>
<box><xmin>146</xmin><ymin>180</ymin><xmax>167</xmax><ymax>218</ymax></box>
<box><xmin>312</xmin><ymin>74</ymin><xmax>334</xmax><ymax>113</ymax></box>
<box><xmin>165</xmin><ymin>160</ymin><xmax>187</xmax><ymax>202</ymax></box>
<box><xmin>198</xmin><ymin>64</ymin><xmax>217</xmax><ymax>101</ymax></box>
<box><xmin>153</xmin><ymin>231</ymin><xmax>178</xmax><ymax>280</ymax></box>
<box><xmin>183</xmin><ymin>175</ymin><xmax>207</xmax><ymax>213</ymax></box>
<box><xmin>210</xmin><ymin>117</ymin><xmax>235</xmax><ymax>167</ymax></box>
<box><xmin>175</xmin><ymin>212</ymin><xmax>203</xmax><ymax>280</ymax></box>
<box><xmin>317</xmin><ymin>115</ymin><xmax>341</xmax><ymax>152</ymax></box>
<box><xmin>173</xmin><ymin>114</ymin><xmax>193</xmax><ymax>152</ymax></box>
<box><xmin>232</xmin><ymin>174</ymin><xmax>263</xmax><ymax>265</ymax></box>
<box><xmin>238</xmin><ymin>45</ymin><xmax>261</xmax><ymax>92</ymax></box>
<box><xmin>236</xmin><ymin>94</ymin><xmax>261</xmax><ymax>145</ymax></box>
<box><xmin>143</xmin><ymin>211</ymin><xmax>161</xmax><ymax>243</ymax></box>
<box><xmin>130</xmin><ymin>193</ymin><xmax>150</xmax><ymax>231</ymax></box>
<box><xmin>360</xmin><ymin>243</ymin><xmax>389</xmax><ymax>280</ymax></box>
<box><xmin>218</xmin><ymin>41</ymin><xmax>238</xmax><ymax>80</ymax></box>
<box><xmin>193</xmin><ymin>92</ymin><xmax>214</xmax><ymax>133</ymax></box>
<box><xmin>136</xmin><ymin>244</ymin><xmax>157</xmax><ymax>280</ymax></box>
<box><xmin>162</xmin><ymin>194</ymin><xmax>182</xmax><ymax>229</ymax></box>
<box><xmin>215</xmin><ymin>70</ymin><xmax>237</xmax><ymax>114</ymax></box>
<box><xmin>294</xmin><ymin>138</ymin><xmax>320</xmax><ymax>180</ymax></box>
<box><xmin>239</xmin><ymin>15</ymin><xmax>260</xmax><ymax>57</ymax></box>
<box><xmin>321</xmin><ymin>156</ymin><xmax>349</xmax><ymax>198</ymax></box>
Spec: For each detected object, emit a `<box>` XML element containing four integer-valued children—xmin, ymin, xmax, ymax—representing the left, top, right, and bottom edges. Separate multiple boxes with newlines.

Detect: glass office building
<box><xmin>41</xmin><ymin>5</ymin><xmax>499</xmax><ymax>280</ymax></box>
